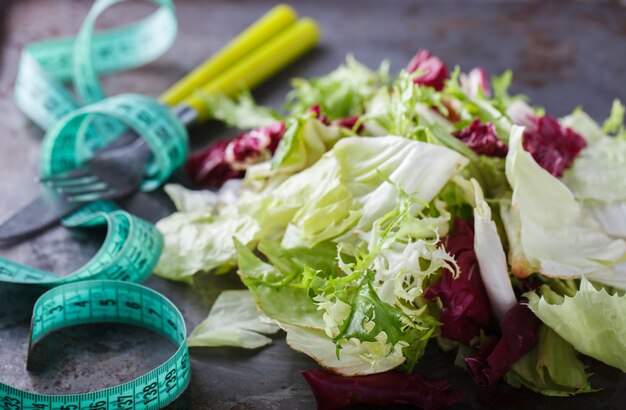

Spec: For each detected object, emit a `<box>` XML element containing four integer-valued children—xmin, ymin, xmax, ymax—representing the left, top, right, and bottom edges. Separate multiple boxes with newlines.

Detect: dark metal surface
<box><xmin>1</xmin><ymin>0</ymin><xmax>626</xmax><ymax>409</ymax></box>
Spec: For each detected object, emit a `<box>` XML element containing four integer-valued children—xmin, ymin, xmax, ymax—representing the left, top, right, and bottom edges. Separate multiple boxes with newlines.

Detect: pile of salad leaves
<box><xmin>155</xmin><ymin>50</ymin><xmax>626</xmax><ymax>406</ymax></box>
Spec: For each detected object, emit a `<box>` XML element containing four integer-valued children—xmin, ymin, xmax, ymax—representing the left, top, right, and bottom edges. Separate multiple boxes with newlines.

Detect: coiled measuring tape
<box><xmin>15</xmin><ymin>0</ymin><xmax>188</xmax><ymax>190</ymax></box>
<box><xmin>0</xmin><ymin>203</ymin><xmax>162</xmax><ymax>286</ymax></box>
<box><xmin>2</xmin><ymin>0</ymin><xmax>193</xmax><ymax>407</ymax></box>
<box><xmin>0</xmin><ymin>206</ymin><xmax>190</xmax><ymax>408</ymax></box>
<box><xmin>1</xmin><ymin>280</ymin><xmax>190</xmax><ymax>410</ymax></box>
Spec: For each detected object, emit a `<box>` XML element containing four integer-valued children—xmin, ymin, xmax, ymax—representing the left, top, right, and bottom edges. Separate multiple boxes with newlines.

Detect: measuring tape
<box><xmin>0</xmin><ymin>205</ymin><xmax>191</xmax><ymax>408</ymax></box>
<box><xmin>0</xmin><ymin>204</ymin><xmax>162</xmax><ymax>286</ymax></box>
<box><xmin>1</xmin><ymin>280</ymin><xmax>190</xmax><ymax>410</ymax></box>
<box><xmin>2</xmin><ymin>0</ymin><xmax>194</xmax><ymax>407</ymax></box>
<box><xmin>15</xmin><ymin>0</ymin><xmax>188</xmax><ymax>191</ymax></box>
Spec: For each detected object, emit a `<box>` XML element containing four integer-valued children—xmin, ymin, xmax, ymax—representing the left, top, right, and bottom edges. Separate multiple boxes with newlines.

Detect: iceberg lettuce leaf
<box><xmin>527</xmin><ymin>276</ymin><xmax>626</xmax><ymax>372</ymax></box>
<box><xmin>472</xmin><ymin>180</ymin><xmax>517</xmax><ymax>319</ymax></box>
<box><xmin>505</xmin><ymin>125</ymin><xmax>626</xmax><ymax>286</ymax></box>
<box><xmin>154</xmin><ymin>208</ymin><xmax>260</xmax><ymax>282</ymax></box>
<box><xmin>187</xmin><ymin>290</ymin><xmax>279</xmax><ymax>349</ymax></box>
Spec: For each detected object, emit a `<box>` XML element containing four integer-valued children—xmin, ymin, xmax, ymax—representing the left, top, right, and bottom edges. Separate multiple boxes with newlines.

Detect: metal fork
<box><xmin>42</xmin><ymin>137</ymin><xmax>151</xmax><ymax>202</ymax></box>
<box><xmin>39</xmin><ymin>105</ymin><xmax>196</xmax><ymax>202</ymax></box>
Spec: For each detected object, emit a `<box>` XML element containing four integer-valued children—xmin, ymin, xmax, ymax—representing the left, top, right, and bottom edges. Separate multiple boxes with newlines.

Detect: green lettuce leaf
<box><xmin>164</xmin><ymin>181</ymin><xmax>241</xmax><ymax>213</ymax></box>
<box><xmin>282</xmin><ymin>323</ymin><xmax>406</xmax><ymax>376</ymax></box>
<box><xmin>505</xmin><ymin>324</ymin><xmax>594</xmax><ymax>396</ymax></box>
<box><xmin>562</xmin><ymin>134</ymin><xmax>626</xmax><ymax>204</ymax></box>
<box><xmin>195</xmin><ymin>91</ymin><xmax>280</xmax><ymax>129</ymax></box>
<box><xmin>154</xmin><ymin>207</ymin><xmax>260</xmax><ymax>282</ymax></box>
<box><xmin>505</xmin><ymin>125</ymin><xmax>626</xmax><ymax>288</ymax></box>
<box><xmin>258</xmin><ymin>239</ymin><xmax>342</xmax><ymax>278</ymax></box>
<box><xmin>285</xmin><ymin>55</ymin><xmax>387</xmax><ymax>120</ymax></box>
<box><xmin>335</xmin><ymin>136</ymin><xmax>468</xmax><ymax>235</ymax></box>
<box><xmin>602</xmin><ymin>99</ymin><xmax>625</xmax><ymax>137</ymax></box>
<box><xmin>527</xmin><ymin>276</ymin><xmax>626</xmax><ymax>372</ymax></box>
<box><xmin>472</xmin><ymin>179</ymin><xmax>516</xmax><ymax>319</ymax></box>
<box><xmin>333</xmin><ymin>270</ymin><xmax>437</xmax><ymax>373</ymax></box>
<box><xmin>234</xmin><ymin>238</ymin><xmax>325</xmax><ymax>329</ymax></box>
<box><xmin>499</xmin><ymin>199</ymin><xmax>533</xmax><ymax>278</ymax></box>
<box><xmin>560</xmin><ymin>108</ymin><xmax>605</xmax><ymax>144</ymax></box>
<box><xmin>258</xmin><ymin>136</ymin><xmax>468</xmax><ymax>249</ymax></box>
<box><xmin>271</xmin><ymin>117</ymin><xmax>349</xmax><ymax>174</ymax></box>
<box><xmin>334</xmin><ymin>271</ymin><xmax>410</xmax><ymax>347</ymax></box>
<box><xmin>187</xmin><ymin>290</ymin><xmax>279</xmax><ymax>349</ymax></box>
<box><xmin>560</xmin><ymin>106</ymin><xmax>626</xmax><ymax>239</ymax></box>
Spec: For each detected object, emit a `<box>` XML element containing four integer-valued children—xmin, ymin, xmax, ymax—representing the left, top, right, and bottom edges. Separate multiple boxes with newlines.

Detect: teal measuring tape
<box><xmin>15</xmin><ymin>0</ymin><xmax>188</xmax><ymax>190</ymax></box>
<box><xmin>2</xmin><ymin>0</ymin><xmax>193</xmax><ymax>407</ymax></box>
<box><xmin>0</xmin><ymin>205</ymin><xmax>191</xmax><ymax>408</ymax></box>
<box><xmin>1</xmin><ymin>280</ymin><xmax>190</xmax><ymax>409</ymax></box>
<box><xmin>0</xmin><ymin>204</ymin><xmax>162</xmax><ymax>286</ymax></box>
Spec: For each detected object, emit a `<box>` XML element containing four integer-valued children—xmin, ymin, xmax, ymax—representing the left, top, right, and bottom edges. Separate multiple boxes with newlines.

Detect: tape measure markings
<box><xmin>0</xmin><ymin>280</ymin><xmax>190</xmax><ymax>410</ymax></box>
<box><xmin>0</xmin><ymin>210</ymin><xmax>162</xmax><ymax>286</ymax></box>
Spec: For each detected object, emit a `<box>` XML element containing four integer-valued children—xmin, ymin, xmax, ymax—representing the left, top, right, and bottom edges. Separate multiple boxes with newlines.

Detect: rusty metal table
<box><xmin>1</xmin><ymin>0</ymin><xmax>626</xmax><ymax>409</ymax></box>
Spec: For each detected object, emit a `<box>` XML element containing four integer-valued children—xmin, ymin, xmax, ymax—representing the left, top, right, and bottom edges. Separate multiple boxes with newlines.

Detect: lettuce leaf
<box><xmin>505</xmin><ymin>324</ymin><xmax>594</xmax><ymax>396</ymax></box>
<box><xmin>505</xmin><ymin>125</ymin><xmax>626</xmax><ymax>287</ymax></box>
<box><xmin>283</xmin><ymin>324</ymin><xmax>406</xmax><ymax>376</ymax></box>
<box><xmin>270</xmin><ymin>117</ymin><xmax>349</xmax><ymax>175</ymax></box>
<box><xmin>154</xmin><ymin>207</ymin><xmax>260</xmax><ymax>282</ymax></box>
<box><xmin>527</xmin><ymin>276</ymin><xmax>626</xmax><ymax>372</ymax></box>
<box><xmin>562</xmin><ymin>136</ymin><xmax>626</xmax><ymax>204</ymax></box>
<box><xmin>336</xmin><ymin>136</ymin><xmax>468</xmax><ymax>235</ymax></box>
<box><xmin>195</xmin><ymin>91</ymin><xmax>280</xmax><ymax>129</ymax></box>
<box><xmin>472</xmin><ymin>180</ymin><xmax>517</xmax><ymax>319</ymax></box>
<box><xmin>498</xmin><ymin>199</ymin><xmax>533</xmax><ymax>278</ymax></box>
<box><xmin>261</xmin><ymin>136</ymin><xmax>468</xmax><ymax>249</ymax></box>
<box><xmin>164</xmin><ymin>181</ymin><xmax>242</xmax><ymax>212</ymax></box>
<box><xmin>558</xmin><ymin>107</ymin><xmax>626</xmax><ymax>240</ymax></box>
<box><xmin>234</xmin><ymin>238</ymin><xmax>325</xmax><ymax>329</ymax></box>
<box><xmin>602</xmin><ymin>99</ymin><xmax>625</xmax><ymax>137</ymax></box>
<box><xmin>560</xmin><ymin>108</ymin><xmax>605</xmax><ymax>144</ymax></box>
<box><xmin>334</xmin><ymin>271</ymin><xmax>412</xmax><ymax>347</ymax></box>
<box><xmin>285</xmin><ymin>55</ymin><xmax>387</xmax><ymax>120</ymax></box>
<box><xmin>187</xmin><ymin>290</ymin><xmax>279</xmax><ymax>349</ymax></box>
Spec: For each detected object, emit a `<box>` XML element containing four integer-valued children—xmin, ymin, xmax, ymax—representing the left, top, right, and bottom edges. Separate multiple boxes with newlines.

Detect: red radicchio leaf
<box><xmin>302</xmin><ymin>369</ymin><xmax>464</xmax><ymax>410</ymax></box>
<box><xmin>184</xmin><ymin>122</ymin><xmax>286</xmax><ymax>188</ymax></box>
<box><xmin>333</xmin><ymin>115</ymin><xmax>363</xmax><ymax>132</ymax></box>
<box><xmin>308</xmin><ymin>104</ymin><xmax>330</xmax><ymax>125</ymax></box>
<box><xmin>522</xmin><ymin>115</ymin><xmax>587</xmax><ymax>177</ymax></box>
<box><xmin>464</xmin><ymin>302</ymin><xmax>541</xmax><ymax>386</ymax></box>
<box><xmin>307</xmin><ymin>104</ymin><xmax>364</xmax><ymax>132</ymax></box>
<box><xmin>407</xmin><ymin>49</ymin><xmax>449</xmax><ymax>91</ymax></box>
<box><xmin>452</xmin><ymin>119</ymin><xmax>508</xmax><ymax>157</ymax></box>
<box><xmin>184</xmin><ymin>140</ymin><xmax>244</xmax><ymax>189</ymax></box>
<box><xmin>424</xmin><ymin>218</ymin><xmax>492</xmax><ymax>344</ymax></box>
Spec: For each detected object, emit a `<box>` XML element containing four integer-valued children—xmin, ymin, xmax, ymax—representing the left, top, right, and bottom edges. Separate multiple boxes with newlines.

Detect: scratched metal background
<box><xmin>1</xmin><ymin>0</ymin><xmax>626</xmax><ymax>409</ymax></box>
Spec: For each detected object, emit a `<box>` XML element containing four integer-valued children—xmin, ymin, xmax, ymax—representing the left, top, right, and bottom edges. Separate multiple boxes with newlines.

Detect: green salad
<box><xmin>153</xmin><ymin>49</ymin><xmax>626</xmax><ymax>407</ymax></box>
